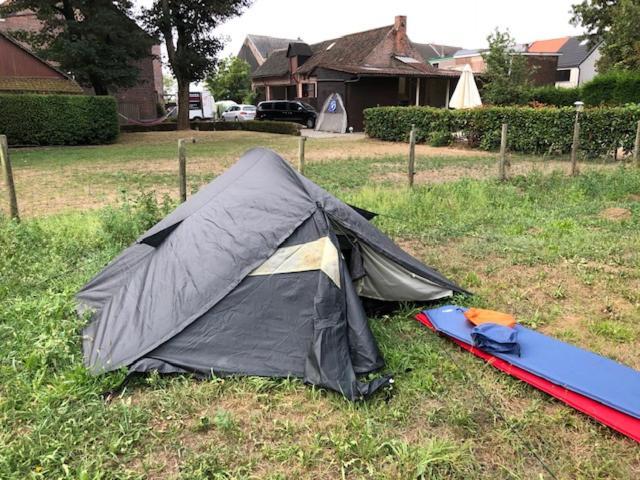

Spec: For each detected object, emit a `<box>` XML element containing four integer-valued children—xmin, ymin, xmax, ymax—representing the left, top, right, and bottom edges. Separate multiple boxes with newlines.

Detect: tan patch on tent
<box><xmin>599</xmin><ymin>207</ymin><xmax>632</xmax><ymax>221</ymax></box>
<box><xmin>249</xmin><ymin>236</ymin><xmax>340</xmax><ymax>287</ymax></box>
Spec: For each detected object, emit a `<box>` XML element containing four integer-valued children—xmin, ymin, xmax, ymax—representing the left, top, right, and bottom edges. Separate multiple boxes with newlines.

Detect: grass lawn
<box><xmin>1</xmin><ymin>132</ymin><xmax>640</xmax><ymax>478</ymax></box>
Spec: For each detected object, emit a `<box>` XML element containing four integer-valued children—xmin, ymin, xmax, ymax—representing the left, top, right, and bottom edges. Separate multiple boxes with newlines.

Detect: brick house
<box><xmin>0</xmin><ymin>30</ymin><xmax>83</xmax><ymax>94</ymax></box>
<box><xmin>0</xmin><ymin>9</ymin><xmax>163</xmax><ymax>121</ymax></box>
<box><xmin>251</xmin><ymin>16</ymin><xmax>461</xmax><ymax>131</ymax></box>
<box><xmin>528</xmin><ymin>36</ymin><xmax>601</xmax><ymax>87</ymax></box>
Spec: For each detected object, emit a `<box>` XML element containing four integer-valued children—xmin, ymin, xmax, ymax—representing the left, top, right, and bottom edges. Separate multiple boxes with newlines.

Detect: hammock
<box><xmin>118</xmin><ymin>106</ymin><xmax>177</xmax><ymax>126</ymax></box>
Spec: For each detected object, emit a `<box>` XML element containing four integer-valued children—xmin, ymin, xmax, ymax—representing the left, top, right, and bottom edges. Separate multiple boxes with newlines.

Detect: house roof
<box><xmin>0</xmin><ymin>30</ymin><xmax>83</xmax><ymax>93</ymax></box>
<box><xmin>557</xmin><ymin>36</ymin><xmax>599</xmax><ymax>68</ymax></box>
<box><xmin>247</xmin><ymin>34</ymin><xmax>298</xmax><ymax>60</ymax></box>
<box><xmin>296</xmin><ymin>25</ymin><xmax>393</xmax><ymax>75</ymax></box>
<box><xmin>412</xmin><ymin>42</ymin><xmax>461</xmax><ymax>61</ymax></box>
<box><xmin>287</xmin><ymin>42</ymin><xmax>312</xmax><ymax>58</ymax></box>
<box><xmin>527</xmin><ymin>37</ymin><xmax>569</xmax><ymax>53</ymax></box>
<box><xmin>0</xmin><ymin>76</ymin><xmax>84</xmax><ymax>94</ymax></box>
<box><xmin>252</xmin><ymin>48</ymin><xmax>289</xmax><ymax>78</ymax></box>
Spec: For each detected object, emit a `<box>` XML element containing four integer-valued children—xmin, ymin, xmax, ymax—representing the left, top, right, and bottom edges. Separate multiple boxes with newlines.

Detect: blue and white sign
<box><xmin>327</xmin><ymin>99</ymin><xmax>337</xmax><ymax>113</ymax></box>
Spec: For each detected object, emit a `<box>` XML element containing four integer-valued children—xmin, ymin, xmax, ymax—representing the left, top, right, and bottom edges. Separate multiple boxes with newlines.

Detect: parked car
<box><xmin>221</xmin><ymin>104</ymin><xmax>257</xmax><ymax>122</ymax></box>
<box><xmin>256</xmin><ymin>101</ymin><xmax>317</xmax><ymax>128</ymax></box>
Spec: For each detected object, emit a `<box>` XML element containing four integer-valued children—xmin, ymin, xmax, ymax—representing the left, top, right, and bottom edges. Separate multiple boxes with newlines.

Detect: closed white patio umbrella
<box><xmin>449</xmin><ymin>64</ymin><xmax>482</xmax><ymax>109</ymax></box>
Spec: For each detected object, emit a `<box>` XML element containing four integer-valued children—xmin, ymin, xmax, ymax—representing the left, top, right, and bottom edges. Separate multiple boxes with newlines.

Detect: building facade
<box><xmin>251</xmin><ymin>16</ymin><xmax>460</xmax><ymax>131</ymax></box>
<box><xmin>0</xmin><ymin>9</ymin><xmax>164</xmax><ymax>121</ymax></box>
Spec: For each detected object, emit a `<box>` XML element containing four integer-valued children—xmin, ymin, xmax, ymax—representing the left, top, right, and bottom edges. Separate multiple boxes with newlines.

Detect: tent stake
<box><xmin>0</xmin><ymin>135</ymin><xmax>19</xmax><ymax>221</ymax></box>
<box><xmin>408</xmin><ymin>125</ymin><xmax>416</xmax><ymax>187</ymax></box>
<box><xmin>499</xmin><ymin>123</ymin><xmax>508</xmax><ymax>181</ymax></box>
<box><xmin>298</xmin><ymin>136</ymin><xmax>306</xmax><ymax>174</ymax></box>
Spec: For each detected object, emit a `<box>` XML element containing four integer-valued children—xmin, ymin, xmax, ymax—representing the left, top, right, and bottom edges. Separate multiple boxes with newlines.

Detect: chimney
<box><xmin>393</xmin><ymin>15</ymin><xmax>408</xmax><ymax>54</ymax></box>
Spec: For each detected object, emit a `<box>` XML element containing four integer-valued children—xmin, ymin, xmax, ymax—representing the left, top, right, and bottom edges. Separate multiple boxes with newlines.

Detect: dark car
<box><xmin>256</xmin><ymin>100</ymin><xmax>317</xmax><ymax>128</ymax></box>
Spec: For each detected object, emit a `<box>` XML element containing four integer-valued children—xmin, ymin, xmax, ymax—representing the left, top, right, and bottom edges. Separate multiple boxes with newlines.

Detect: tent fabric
<box><xmin>415</xmin><ymin>312</ymin><xmax>640</xmax><ymax>443</ymax></box>
<box><xmin>422</xmin><ymin>306</ymin><xmax>640</xmax><ymax>419</ymax></box>
<box><xmin>77</xmin><ymin>148</ymin><xmax>465</xmax><ymax>400</ymax></box>
<box><xmin>449</xmin><ymin>64</ymin><xmax>482</xmax><ymax>109</ymax></box>
<box><xmin>315</xmin><ymin>93</ymin><xmax>348</xmax><ymax>133</ymax></box>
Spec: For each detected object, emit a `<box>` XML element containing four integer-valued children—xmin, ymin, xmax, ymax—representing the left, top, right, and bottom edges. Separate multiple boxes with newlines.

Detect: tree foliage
<box><xmin>141</xmin><ymin>0</ymin><xmax>252</xmax><ymax>129</ymax></box>
<box><xmin>481</xmin><ymin>29</ymin><xmax>531</xmax><ymax>105</ymax></box>
<box><xmin>571</xmin><ymin>0</ymin><xmax>640</xmax><ymax>72</ymax></box>
<box><xmin>0</xmin><ymin>1</ymin><xmax>154</xmax><ymax>95</ymax></box>
<box><xmin>204</xmin><ymin>57</ymin><xmax>255</xmax><ymax>104</ymax></box>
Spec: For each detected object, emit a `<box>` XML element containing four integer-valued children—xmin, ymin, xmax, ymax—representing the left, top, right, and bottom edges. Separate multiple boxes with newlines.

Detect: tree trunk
<box><xmin>92</xmin><ymin>81</ymin><xmax>109</xmax><ymax>96</ymax></box>
<box><xmin>177</xmin><ymin>78</ymin><xmax>191</xmax><ymax>131</ymax></box>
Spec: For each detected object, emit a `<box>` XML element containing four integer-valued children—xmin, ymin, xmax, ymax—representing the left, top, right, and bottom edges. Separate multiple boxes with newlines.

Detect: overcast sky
<box><xmin>213</xmin><ymin>0</ymin><xmax>583</xmax><ymax>56</ymax></box>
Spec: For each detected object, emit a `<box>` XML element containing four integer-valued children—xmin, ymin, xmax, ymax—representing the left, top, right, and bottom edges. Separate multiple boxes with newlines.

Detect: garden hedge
<box><xmin>364</xmin><ymin>105</ymin><xmax>640</xmax><ymax>157</ymax></box>
<box><xmin>121</xmin><ymin>120</ymin><xmax>301</xmax><ymax>135</ymax></box>
<box><xmin>527</xmin><ymin>85</ymin><xmax>582</xmax><ymax>107</ymax></box>
<box><xmin>582</xmin><ymin>70</ymin><xmax>640</xmax><ymax>106</ymax></box>
<box><xmin>0</xmin><ymin>94</ymin><xmax>119</xmax><ymax>146</ymax></box>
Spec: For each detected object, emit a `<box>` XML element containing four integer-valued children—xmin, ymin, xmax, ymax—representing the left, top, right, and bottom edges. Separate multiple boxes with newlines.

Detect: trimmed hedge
<box><xmin>0</xmin><ymin>94</ymin><xmax>119</xmax><ymax>146</ymax></box>
<box><xmin>364</xmin><ymin>105</ymin><xmax>640</xmax><ymax>157</ymax></box>
<box><xmin>528</xmin><ymin>85</ymin><xmax>582</xmax><ymax>107</ymax></box>
<box><xmin>121</xmin><ymin>120</ymin><xmax>301</xmax><ymax>136</ymax></box>
<box><xmin>582</xmin><ymin>70</ymin><xmax>640</xmax><ymax>106</ymax></box>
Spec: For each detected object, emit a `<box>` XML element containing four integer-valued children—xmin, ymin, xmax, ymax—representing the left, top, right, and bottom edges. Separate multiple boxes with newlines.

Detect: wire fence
<box><xmin>1</xmin><ymin>123</ymin><xmax>639</xmax><ymax>220</ymax></box>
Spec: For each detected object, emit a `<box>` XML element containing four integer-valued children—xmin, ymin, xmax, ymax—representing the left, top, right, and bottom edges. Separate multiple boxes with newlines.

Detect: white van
<box><xmin>188</xmin><ymin>90</ymin><xmax>214</xmax><ymax>120</ymax></box>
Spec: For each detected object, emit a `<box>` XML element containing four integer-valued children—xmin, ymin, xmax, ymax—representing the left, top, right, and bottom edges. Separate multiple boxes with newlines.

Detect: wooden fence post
<box><xmin>570</xmin><ymin>112</ymin><xmax>581</xmax><ymax>176</ymax></box>
<box><xmin>298</xmin><ymin>136</ymin><xmax>307</xmax><ymax>174</ymax></box>
<box><xmin>408</xmin><ymin>124</ymin><xmax>416</xmax><ymax>188</ymax></box>
<box><xmin>633</xmin><ymin>120</ymin><xmax>640</xmax><ymax>168</ymax></box>
<box><xmin>499</xmin><ymin>123</ymin><xmax>508</xmax><ymax>181</ymax></box>
<box><xmin>178</xmin><ymin>138</ymin><xmax>196</xmax><ymax>202</ymax></box>
<box><xmin>0</xmin><ymin>135</ymin><xmax>19</xmax><ymax>221</ymax></box>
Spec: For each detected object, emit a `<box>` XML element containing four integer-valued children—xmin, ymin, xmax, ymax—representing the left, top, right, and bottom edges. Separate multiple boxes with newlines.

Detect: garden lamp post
<box><xmin>570</xmin><ymin>101</ymin><xmax>584</xmax><ymax>176</ymax></box>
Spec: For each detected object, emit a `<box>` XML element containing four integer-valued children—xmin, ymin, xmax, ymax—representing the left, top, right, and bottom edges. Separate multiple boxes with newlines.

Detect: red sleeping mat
<box><xmin>415</xmin><ymin>312</ymin><xmax>640</xmax><ymax>443</ymax></box>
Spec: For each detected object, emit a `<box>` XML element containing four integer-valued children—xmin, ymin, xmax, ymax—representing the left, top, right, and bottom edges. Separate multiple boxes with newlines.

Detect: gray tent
<box><xmin>77</xmin><ymin>148</ymin><xmax>465</xmax><ymax>400</ymax></box>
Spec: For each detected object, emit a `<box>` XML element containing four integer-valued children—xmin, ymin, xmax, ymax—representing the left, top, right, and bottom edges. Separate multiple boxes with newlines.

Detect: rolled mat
<box><xmin>416</xmin><ymin>307</ymin><xmax>640</xmax><ymax>443</ymax></box>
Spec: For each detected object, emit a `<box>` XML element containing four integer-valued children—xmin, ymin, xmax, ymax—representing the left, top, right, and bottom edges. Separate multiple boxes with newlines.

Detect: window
<box><xmin>555</xmin><ymin>69</ymin><xmax>571</xmax><ymax>82</ymax></box>
<box><xmin>274</xmin><ymin>102</ymin><xmax>288</xmax><ymax>110</ymax></box>
<box><xmin>302</xmin><ymin>83</ymin><xmax>316</xmax><ymax>98</ymax></box>
<box><xmin>289</xmin><ymin>102</ymin><xmax>303</xmax><ymax>111</ymax></box>
<box><xmin>260</xmin><ymin>102</ymin><xmax>273</xmax><ymax>110</ymax></box>
<box><xmin>243</xmin><ymin>106</ymin><xmax>256</xmax><ymax>111</ymax></box>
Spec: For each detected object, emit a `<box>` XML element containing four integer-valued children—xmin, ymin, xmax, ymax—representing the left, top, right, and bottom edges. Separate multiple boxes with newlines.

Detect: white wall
<box><xmin>578</xmin><ymin>47</ymin><xmax>600</xmax><ymax>85</ymax></box>
<box><xmin>556</xmin><ymin>68</ymin><xmax>579</xmax><ymax>88</ymax></box>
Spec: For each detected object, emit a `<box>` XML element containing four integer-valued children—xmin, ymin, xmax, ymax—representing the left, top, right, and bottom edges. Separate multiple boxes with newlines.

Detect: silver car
<box><xmin>221</xmin><ymin>104</ymin><xmax>257</xmax><ymax>121</ymax></box>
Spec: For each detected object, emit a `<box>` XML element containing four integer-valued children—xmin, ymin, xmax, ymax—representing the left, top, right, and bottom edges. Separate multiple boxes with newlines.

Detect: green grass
<box><xmin>2</xmin><ymin>134</ymin><xmax>640</xmax><ymax>478</ymax></box>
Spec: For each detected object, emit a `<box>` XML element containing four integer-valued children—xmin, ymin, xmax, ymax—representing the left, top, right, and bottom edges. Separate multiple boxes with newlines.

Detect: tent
<box><xmin>449</xmin><ymin>64</ymin><xmax>482</xmax><ymax>109</ymax></box>
<box><xmin>77</xmin><ymin>148</ymin><xmax>465</xmax><ymax>400</ymax></box>
<box><xmin>315</xmin><ymin>93</ymin><xmax>348</xmax><ymax>133</ymax></box>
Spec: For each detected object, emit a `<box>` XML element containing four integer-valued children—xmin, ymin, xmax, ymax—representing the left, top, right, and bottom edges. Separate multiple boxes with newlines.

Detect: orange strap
<box><xmin>463</xmin><ymin>308</ymin><xmax>516</xmax><ymax>328</ymax></box>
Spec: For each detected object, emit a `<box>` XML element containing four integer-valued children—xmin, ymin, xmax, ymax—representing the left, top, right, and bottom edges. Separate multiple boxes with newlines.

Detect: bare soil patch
<box><xmin>600</xmin><ymin>207</ymin><xmax>632</xmax><ymax>221</ymax></box>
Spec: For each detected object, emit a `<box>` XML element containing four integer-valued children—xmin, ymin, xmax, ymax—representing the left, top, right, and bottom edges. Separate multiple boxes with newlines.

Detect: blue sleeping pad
<box><xmin>424</xmin><ymin>306</ymin><xmax>640</xmax><ymax>419</ymax></box>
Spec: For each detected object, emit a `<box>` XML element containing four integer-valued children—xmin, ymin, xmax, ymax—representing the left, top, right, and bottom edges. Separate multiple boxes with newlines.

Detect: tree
<box><xmin>481</xmin><ymin>29</ymin><xmax>531</xmax><ymax>105</ymax></box>
<box><xmin>204</xmin><ymin>57</ymin><xmax>255</xmax><ymax>103</ymax></box>
<box><xmin>141</xmin><ymin>0</ymin><xmax>252</xmax><ymax>130</ymax></box>
<box><xmin>571</xmin><ymin>0</ymin><xmax>640</xmax><ymax>72</ymax></box>
<box><xmin>0</xmin><ymin>1</ymin><xmax>154</xmax><ymax>95</ymax></box>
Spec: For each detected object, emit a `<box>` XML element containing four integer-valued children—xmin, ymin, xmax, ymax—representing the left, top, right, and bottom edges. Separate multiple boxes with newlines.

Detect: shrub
<box><xmin>527</xmin><ymin>85</ymin><xmax>582</xmax><ymax>107</ymax></box>
<box><xmin>0</xmin><ymin>94</ymin><xmax>119</xmax><ymax>146</ymax></box>
<box><xmin>582</xmin><ymin>70</ymin><xmax>640</xmax><ymax>106</ymax></box>
<box><xmin>428</xmin><ymin>130</ymin><xmax>452</xmax><ymax>147</ymax></box>
<box><xmin>121</xmin><ymin>120</ymin><xmax>301</xmax><ymax>135</ymax></box>
<box><xmin>364</xmin><ymin>105</ymin><xmax>640</xmax><ymax>157</ymax></box>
